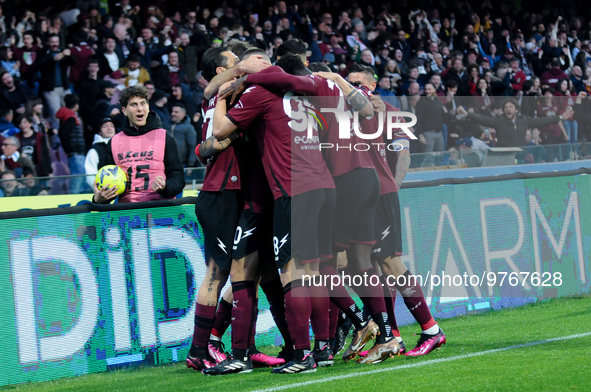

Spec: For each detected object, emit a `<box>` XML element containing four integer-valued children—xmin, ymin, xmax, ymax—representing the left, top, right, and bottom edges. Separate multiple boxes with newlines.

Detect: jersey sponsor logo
<box><xmin>293</xmin><ymin>135</ymin><xmax>320</xmax><ymax>144</ymax></box>
<box><xmin>117</xmin><ymin>150</ymin><xmax>154</xmax><ymax>160</ymax></box>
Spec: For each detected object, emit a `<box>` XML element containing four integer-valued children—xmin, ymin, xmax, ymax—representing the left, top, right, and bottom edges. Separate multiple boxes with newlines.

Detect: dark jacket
<box><xmin>38</xmin><ymin>50</ymin><xmax>76</xmax><ymax>92</ymax></box>
<box><xmin>415</xmin><ymin>96</ymin><xmax>444</xmax><ymax>134</ymax></box>
<box><xmin>170</xmin><ymin>115</ymin><xmax>197</xmax><ymax>167</ymax></box>
<box><xmin>17</xmin><ymin>131</ymin><xmax>53</xmax><ymax>177</ymax></box>
<box><xmin>100</xmin><ymin>112</ymin><xmax>185</xmax><ymax>199</ymax></box>
<box><xmin>0</xmin><ymin>82</ymin><xmax>30</xmax><ymax>112</ymax></box>
<box><xmin>56</xmin><ymin>108</ymin><xmax>86</xmax><ymax>155</ymax></box>
<box><xmin>466</xmin><ymin>113</ymin><xmax>561</xmax><ymax>147</ymax></box>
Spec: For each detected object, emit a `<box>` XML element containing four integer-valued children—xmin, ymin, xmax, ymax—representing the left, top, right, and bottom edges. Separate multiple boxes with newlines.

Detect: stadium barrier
<box><xmin>0</xmin><ymin>168</ymin><xmax>590</xmax><ymax>386</ymax></box>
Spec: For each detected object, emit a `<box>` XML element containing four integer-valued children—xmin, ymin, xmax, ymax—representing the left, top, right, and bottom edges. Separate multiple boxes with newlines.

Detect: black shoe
<box><xmin>277</xmin><ymin>346</ymin><xmax>295</xmax><ymax>363</ymax></box>
<box><xmin>271</xmin><ymin>353</ymin><xmax>317</xmax><ymax>374</ymax></box>
<box><xmin>333</xmin><ymin>315</ymin><xmax>353</xmax><ymax>356</ymax></box>
<box><xmin>312</xmin><ymin>344</ymin><xmax>334</xmax><ymax>367</ymax></box>
<box><xmin>202</xmin><ymin>356</ymin><xmax>253</xmax><ymax>375</ymax></box>
<box><xmin>186</xmin><ymin>354</ymin><xmax>216</xmax><ymax>371</ymax></box>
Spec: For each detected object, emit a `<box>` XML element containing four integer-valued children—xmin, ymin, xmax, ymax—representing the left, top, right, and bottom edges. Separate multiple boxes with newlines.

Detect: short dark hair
<box><xmin>64</xmin><ymin>94</ymin><xmax>79</xmax><ymax>109</ymax></box>
<box><xmin>16</xmin><ymin>114</ymin><xmax>33</xmax><ymax>125</ymax></box>
<box><xmin>522</xmin><ymin>80</ymin><xmax>534</xmax><ymax>92</ymax></box>
<box><xmin>172</xmin><ymin>102</ymin><xmax>187</xmax><ymax>111</ymax></box>
<box><xmin>551</xmin><ymin>57</ymin><xmax>561</xmax><ymax>67</ymax></box>
<box><xmin>0</xmin><ymin>107</ymin><xmax>12</xmax><ymax>119</ymax></box>
<box><xmin>277</xmin><ymin>38</ymin><xmax>307</xmax><ymax>57</ymax></box>
<box><xmin>241</xmin><ymin>47</ymin><xmax>270</xmax><ymax>62</ymax></box>
<box><xmin>128</xmin><ymin>53</ymin><xmax>142</xmax><ymax>63</ymax></box>
<box><xmin>503</xmin><ymin>98</ymin><xmax>520</xmax><ymax>111</ymax></box>
<box><xmin>226</xmin><ymin>39</ymin><xmax>251</xmax><ymax>58</ymax></box>
<box><xmin>348</xmin><ymin>63</ymin><xmax>375</xmax><ymax>81</ymax></box>
<box><xmin>446</xmin><ymin>80</ymin><xmax>458</xmax><ymax>88</ymax></box>
<box><xmin>201</xmin><ymin>46</ymin><xmax>230</xmax><ymax>82</ymax></box>
<box><xmin>275</xmin><ymin>53</ymin><xmax>308</xmax><ymax>76</ymax></box>
<box><xmin>307</xmin><ymin>62</ymin><xmax>331</xmax><ymax>72</ymax></box>
<box><xmin>120</xmin><ymin>86</ymin><xmax>149</xmax><ymax>107</ymax></box>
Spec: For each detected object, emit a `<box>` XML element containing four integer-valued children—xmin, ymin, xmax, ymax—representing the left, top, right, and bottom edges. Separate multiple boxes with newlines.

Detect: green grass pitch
<box><xmin>3</xmin><ymin>297</ymin><xmax>590</xmax><ymax>392</ymax></box>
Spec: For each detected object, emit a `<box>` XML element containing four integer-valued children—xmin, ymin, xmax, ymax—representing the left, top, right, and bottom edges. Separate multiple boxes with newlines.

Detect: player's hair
<box><xmin>348</xmin><ymin>63</ymin><xmax>375</xmax><ymax>81</ymax></box>
<box><xmin>275</xmin><ymin>53</ymin><xmax>309</xmax><ymax>76</ymax></box>
<box><xmin>64</xmin><ymin>94</ymin><xmax>80</xmax><ymax>109</ymax></box>
<box><xmin>241</xmin><ymin>47</ymin><xmax>270</xmax><ymax>62</ymax></box>
<box><xmin>307</xmin><ymin>62</ymin><xmax>331</xmax><ymax>72</ymax></box>
<box><xmin>226</xmin><ymin>39</ymin><xmax>251</xmax><ymax>58</ymax></box>
<box><xmin>120</xmin><ymin>86</ymin><xmax>149</xmax><ymax>107</ymax></box>
<box><xmin>201</xmin><ymin>46</ymin><xmax>230</xmax><ymax>82</ymax></box>
<box><xmin>277</xmin><ymin>38</ymin><xmax>307</xmax><ymax>57</ymax></box>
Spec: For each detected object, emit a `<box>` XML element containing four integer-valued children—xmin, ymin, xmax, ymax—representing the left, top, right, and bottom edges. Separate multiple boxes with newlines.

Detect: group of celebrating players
<box><xmin>186</xmin><ymin>38</ymin><xmax>447</xmax><ymax>375</ymax></box>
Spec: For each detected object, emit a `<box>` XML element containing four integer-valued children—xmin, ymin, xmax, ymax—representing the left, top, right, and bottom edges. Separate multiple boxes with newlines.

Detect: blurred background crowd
<box><xmin>1</xmin><ymin>0</ymin><xmax>591</xmax><ymax>196</ymax></box>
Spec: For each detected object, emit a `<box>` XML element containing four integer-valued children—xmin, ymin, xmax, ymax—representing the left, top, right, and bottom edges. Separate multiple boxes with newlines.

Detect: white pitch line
<box><xmin>251</xmin><ymin>331</ymin><xmax>591</xmax><ymax>392</ymax></box>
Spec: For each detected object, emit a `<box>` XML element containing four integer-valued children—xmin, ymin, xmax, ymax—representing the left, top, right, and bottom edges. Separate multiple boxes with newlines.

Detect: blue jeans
<box><xmin>563</xmin><ymin>120</ymin><xmax>578</xmax><ymax>144</ymax></box>
<box><xmin>68</xmin><ymin>154</ymin><xmax>90</xmax><ymax>194</ymax></box>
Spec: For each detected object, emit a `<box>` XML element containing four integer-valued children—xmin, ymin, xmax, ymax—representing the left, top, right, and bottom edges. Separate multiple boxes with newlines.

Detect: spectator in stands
<box><xmin>554</xmin><ymin>79</ymin><xmax>578</xmax><ymax>145</ymax></box>
<box><xmin>11</xmin><ymin>30</ymin><xmax>40</xmax><ymax>94</ymax></box>
<box><xmin>97</xmin><ymin>35</ymin><xmax>124</xmax><ymax>78</ymax></box>
<box><xmin>570</xmin><ymin>65</ymin><xmax>585</xmax><ymax>94</ymax></box>
<box><xmin>38</xmin><ymin>33</ymin><xmax>75</xmax><ymax>129</ymax></box>
<box><xmin>0</xmin><ymin>71</ymin><xmax>29</xmax><ymax>114</ymax></box>
<box><xmin>0</xmin><ymin>136</ymin><xmax>36</xmax><ymax>178</ymax></box>
<box><xmin>509</xmin><ymin>58</ymin><xmax>526</xmax><ymax>92</ymax></box>
<box><xmin>0</xmin><ymin>46</ymin><xmax>20</xmax><ymax>78</ymax></box>
<box><xmin>0</xmin><ymin>170</ymin><xmax>30</xmax><ymax>197</ymax></box>
<box><xmin>77</xmin><ymin>57</ymin><xmax>103</xmax><ymax>148</ymax></box>
<box><xmin>374</xmin><ymin>75</ymin><xmax>400</xmax><ymax>108</ymax></box>
<box><xmin>150</xmin><ymin>89</ymin><xmax>171</xmax><ymax>131</ymax></box>
<box><xmin>153</xmin><ymin>50</ymin><xmax>187</xmax><ymax>92</ymax></box>
<box><xmin>56</xmin><ymin>94</ymin><xmax>88</xmax><ymax>194</ymax></box>
<box><xmin>16</xmin><ymin>114</ymin><xmax>52</xmax><ymax>177</ymax></box>
<box><xmin>170</xmin><ymin>103</ymin><xmax>197</xmax><ymax>167</ymax></box>
<box><xmin>0</xmin><ymin>108</ymin><xmax>19</xmax><ymax>137</ymax></box>
<box><xmin>457</xmin><ymin>98</ymin><xmax>572</xmax><ymax>148</ymax></box>
<box><xmin>537</xmin><ymin>88</ymin><xmax>570</xmax><ymax>152</ymax></box>
<box><xmin>84</xmin><ymin>117</ymin><xmax>115</xmax><ymax>189</ymax></box>
<box><xmin>541</xmin><ymin>57</ymin><xmax>568</xmax><ymax>89</ymax></box>
<box><xmin>169</xmin><ymin>83</ymin><xmax>199</xmax><ymax>123</ymax></box>
<box><xmin>444</xmin><ymin>57</ymin><xmax>468</xmax><ymax>96</ymax></box>
<box><xmin>111</xmin><ymin>53</ymin><xmax>151</xmax><ymax>88</ymax></box>
<box><xmin>176</xmin><ymin>31</ymin><xmax>202</xmax><ymax>87</ymax></box>
<box><xmin>25</xmin><ymin>97</ymin><xmax>50</xmax><ymax>135</ymax></box>
<box><xmin>416</xmin><ymin>83</ymin><xmax>446</xmax><ymax>152</ymax></box>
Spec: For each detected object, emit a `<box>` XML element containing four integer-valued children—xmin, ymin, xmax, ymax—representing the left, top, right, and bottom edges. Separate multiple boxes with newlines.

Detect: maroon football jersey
<box><xmin>226</xmin><ymin>84</ymin><xmax>334</xmax><ymax>199</ymax></box>
<box><xmin>247</xmin><ymin>67</ymin><xmax>375</xmax><ymax>177</ymax></box>
<box><xmin>200</xmin><ymin>96</ymin><xmax>242</xmax><ymax>192</ymax></box>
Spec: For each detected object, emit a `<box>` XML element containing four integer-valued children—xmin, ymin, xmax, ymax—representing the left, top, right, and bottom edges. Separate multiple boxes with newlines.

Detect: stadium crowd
<box><xmin>1</xmin><ymin>0</ymin><xmax>590</xmax><ymax>377</ymax></box>
<box><xmin>1</xmin><ymin>1</ymin><xmax>591</xmax><ymax>196</ymax></box>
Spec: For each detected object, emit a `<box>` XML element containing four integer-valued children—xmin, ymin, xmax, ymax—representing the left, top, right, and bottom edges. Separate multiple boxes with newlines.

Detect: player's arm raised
<box><xmin>313</xmin><ymin>71</ymin><xmax>373</xmax><ymax>118</ymax></box>
<box><xmin>204</xmin><ymin>55</ymin><xmax>271</xmax><ymax>100</ymax></box>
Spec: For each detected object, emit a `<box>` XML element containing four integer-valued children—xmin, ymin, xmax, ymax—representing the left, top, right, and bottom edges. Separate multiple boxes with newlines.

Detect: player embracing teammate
<box><xmin>189</xmin><ymin>39</ymin><xmax>446</xmax><ymax>375</ymax></box>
